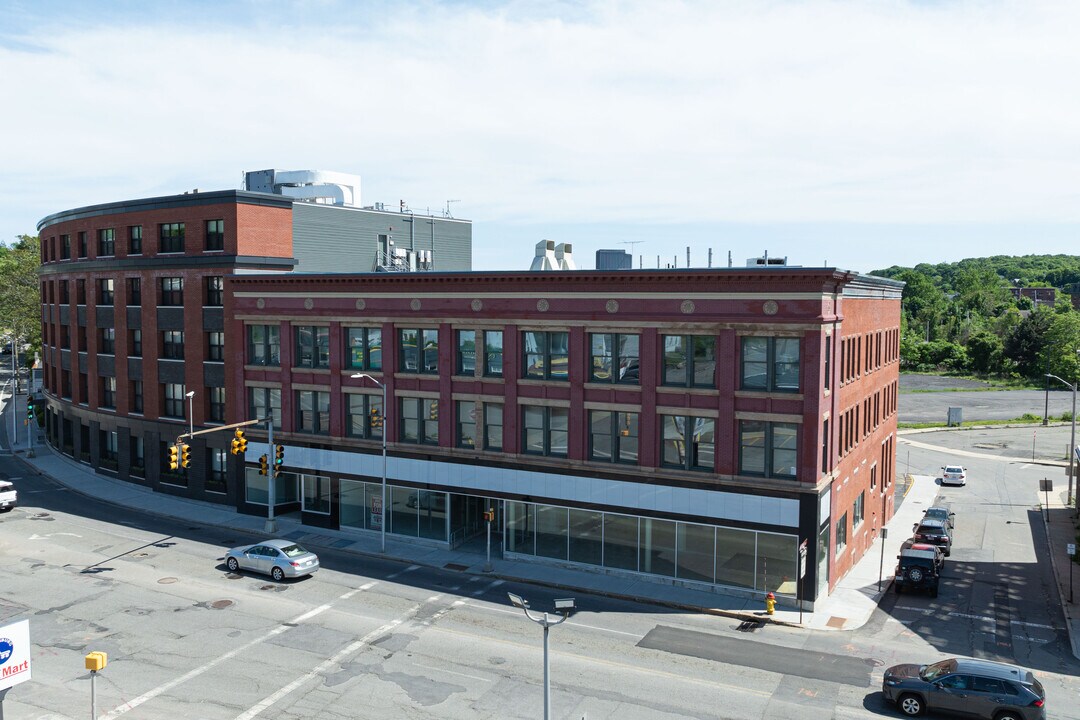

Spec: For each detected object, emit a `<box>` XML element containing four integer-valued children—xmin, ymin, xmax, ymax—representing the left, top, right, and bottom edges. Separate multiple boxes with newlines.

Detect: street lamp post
<box><xmin>185</xmin><ymin>390</ymin><xmax>195</xmax><ymax>438</ymax></box>
<box><xmin>1046</xmin><ymin>374</ymin><xmax>1077</xmax><ymax>517</ymax></box>
<box><xmin>507</xmin><ymin>593</ymin><xmax>575</xmax><ymax>720</ymax></box>
<box><xmin>352</xmin><ymin>373</ymin><xmax>387</xmax><ymax>552</ymax></box>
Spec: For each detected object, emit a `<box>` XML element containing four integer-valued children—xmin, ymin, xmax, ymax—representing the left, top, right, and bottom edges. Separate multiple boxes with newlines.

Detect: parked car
<box><xmin>941</xmin><ymin>465</ymin><xmax>967</xmax><ymax>486</ymax></box>
<box><xmin>883</xmin><ymin>657</ymin><xmax>1046</xmax><ymax>719</ymax></box>
<box><xmin>0</xmin><ymin>480</ymin><xmax>16</xmax><ymax>512</ymax></box>
<box><xmin>899</xmin><ymin>539</ymin><xmax>945</xmax><ymax>570</ymax></box>
<box><xmin>894</xmin><ymin>548</ymin><xmax>941</xmax><ymax>597</ymax></box>
<box><xmin>923</xmin><ymin>505</ymin><xmax>955</xmax><ymax>529</ymax></box>
<box><xmin>912</xmin><ymin>518</ymin><xmax>953</xmax><ymax>556</ymax></box>
<box><xmin>224</xmin><ymin>539</ymin><xmax>319</xmax><ymax>581</ymax></box>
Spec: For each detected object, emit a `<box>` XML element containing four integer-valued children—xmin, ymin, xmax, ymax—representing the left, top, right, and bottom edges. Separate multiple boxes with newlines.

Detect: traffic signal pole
<box><xmin>265</xmin><ymin>416</ymin><xmax>276</xmax><ymax>534</ymax></box>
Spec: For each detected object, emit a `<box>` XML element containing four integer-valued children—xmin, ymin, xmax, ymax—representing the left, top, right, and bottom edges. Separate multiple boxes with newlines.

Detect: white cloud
<box><xmin>2</xmin><ymin>0</ymin><xmax>1078</xmax><ymax>266</ymax></box>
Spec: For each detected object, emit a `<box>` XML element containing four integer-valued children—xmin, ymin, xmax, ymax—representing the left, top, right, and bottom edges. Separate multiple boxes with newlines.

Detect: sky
<box><xmin>2</xmin><ymin>0</ymin><xmax>1078</xmax><ymax>274</ymax></box>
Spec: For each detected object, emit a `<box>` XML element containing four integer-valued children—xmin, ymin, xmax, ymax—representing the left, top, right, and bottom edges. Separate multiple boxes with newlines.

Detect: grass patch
<box><xmin>898</xmin><ymin>413</ymin><xmax>1071</xmax><ymax>430</ymax></box>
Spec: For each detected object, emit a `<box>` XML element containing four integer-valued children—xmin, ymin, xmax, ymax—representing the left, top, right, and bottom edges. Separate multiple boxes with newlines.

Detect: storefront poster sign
<box><xmin>0</xmin><ymin>619</ymin><xmax>31</xmax><ymax>690</ymax></box>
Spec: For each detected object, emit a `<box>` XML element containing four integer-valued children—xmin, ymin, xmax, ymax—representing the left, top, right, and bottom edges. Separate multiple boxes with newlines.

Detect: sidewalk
<box><xmin>0</xmin><ymin>390</ymin><xmax>999</xmax><ymax>632</ymax></box>
<box><xmin>1041</xmin><ymin>494</ymin><xmax>1080</xmax><ymax>661</ymax></box>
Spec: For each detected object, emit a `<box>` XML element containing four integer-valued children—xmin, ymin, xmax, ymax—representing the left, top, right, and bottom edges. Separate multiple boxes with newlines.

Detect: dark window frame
<box><xmin>97</xmin><ymin>228</ymin><xmax>115</xmax><ymax>256</ymax></box>
<box><xmin>205</xmin><ymin>219</ymin><xmax>224</xmax><ymax>251</ymax></box>
<box><xmin>126</xmin><ymin>277</ymin><xmax>141</xmax><ymax>306</ymax></box>
<box><xmin>346</xmin><ymin>392</ymin><xmax>384</xmax><ymax>440</ymax></box>
<box><xmin>589</xmin><ymin>332</ymin><xmax>640</xmax><ymax>384</ymax></box>
<box><xmin>98</xmin><ymin>278</ymin><xmax>114</xmax><ymax>305</ymax></box>
<box><xmin>247</xmin><ymin>325</ymin><xmax>281</xmax><ymax>367</ymax></box>
<box><xmin>660</xmin><ymin>414</ymin><xmax>716</xmax><ymax>471</ymax></box>
<box><xmin>661</xmin><ymin>334</ymin><xmax>716</xmax><ymax>388</ymax></box>
<box><xmin>162</xmin><ymin>330</ymin><xmax>185</xmax><ymax>360</ymax></box>
<box><xmin>295</xmin><ymin>390</ymin><xmax>330</xmax><ymax>435</ymax></box>
<box><xmin>129</xmin><ymin>225</ymin><xmax>142</xmax><ymax>255</ymax></box>
<box><xmin>522</xmin><ymin>331</ymin><xmax>569</xmax><ymax>381</ymax></box>
<box><xmin>294</xmin><ymin>325</ymin><xmax>330</xmax><ymax>369</ymax></box>
<box><xmin>159</xmin><ymin>222</ymin><xmax>185</xmax><ymax>253</ymax></box>
<box><xmin>738</xmin><ymin>420</ymin><xmax>798</xmax><ymax>479</ymax></box>
<box><xmin>521</xmin><ymin>405</ymin><xmax>569</xmax><ymax>457</ymax></box>
<box><xmin>159</xmin><ymin>277</ymin><xmax>183</xmax><ymax>306</ymax></box>
<box><xmin>588</xmin><ymin>409</ymin><xmax>640</xmax><ymax>464</ymax></box>
<box><xmin>400</xmin><ymin>396</ymin><xmax>439</xmax><ymax>446</ymax></box>
<box><xmin>398</xmin><ymin>328</ymin><xmax>439</xmax><ymax>374</ymax></box>
<box><xmin>207</xmin><ymin>331</ymin><xmax>225</xmax><ymax>361</ymax></box>
<box><xmin>99</xmin><ymin>327</ymin><xmax>115</xmax><ymax>354</ymax></box>
<box><xmin>345</xmin><ymin>326</ymin><xmax>382</xmax><ymax>371</ymax></box>
<box><xmin>483</xmin><ymin>330</ymin><xmax>504</xmax><ymax>377</ymax></box>
<box><xmin>205</xmin><ymin>276</ymin><xmax>224</xmax><ymax>306</ymax></box>
<box><xmin>740</xmin><ymin>336</ymin><xmax>801</xmax><ymax>392</ymax></box>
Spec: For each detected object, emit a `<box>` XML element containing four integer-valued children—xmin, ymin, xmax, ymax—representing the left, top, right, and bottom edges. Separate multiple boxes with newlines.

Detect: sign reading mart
<box><xmin>0</xmin><ymin>619</ymin><xmax>31</xmax><ymax>690</ymax></box>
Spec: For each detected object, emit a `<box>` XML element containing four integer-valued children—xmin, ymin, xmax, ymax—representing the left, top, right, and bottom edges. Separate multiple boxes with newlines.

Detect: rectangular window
<box><xmin>59</xmin><ymin>280</ymin><xmax>69</xmax><ymax>304</ymax></box>
<box><xmin>78</xmin><ymin>326</ymin><xmax>87</xmax><ymax>351</ymax></box>
<box><xmin>522</xmin><ymin>331</ymin><xmax>569</xmax><ymax>381</ymax></box>
<box><xmin>97</xmin><ymin>228</ymin><xmax>115</xmax><ymax>256</ymax></box>
<box><xmin>129</xmin><ymin>225</ymin><xmax>142</xmax><ymax>255</ymax></box>
<box><xmin>484</xmin><ymin>403</ymin><xmax>503</xmax><ymax>450</ymax></box>
<box><xmin>101</xmin><ymin>376</ymin><xmax>116</xmax><ymax>409</ymax></box>
<box><xmin>294</xmin><ymin>326</ymin><xmax>330</xmax><ymax>369</ymax></box>
<box><xmin>248</xmin><ymin>387</ymin><xmax>282</xmax><ymax>430</ymax></box>
<box><xmin>97</xmin><ymin>278</ymin><xmax>114</xmax><ymax>305</ymax></box>
<box><xmin>126</xmin><ymin>277</ymin><xmax>141</xmax><ymax>305</ymax></box>
<box><xmin>824</xmin><ymin>334</ymin><xmax>832</xmax><ymax>391</ymax></box>
<box><xmin>484</xmin><ymin>330</ymin><xmax>504</xmax><ymax>377</ymax></box>
<box><xmin>207</xmin><ymin>332</ymin><xmax>224</xmax><ymax>361</ymax></box>
<box><xmin>399</xmin><ymin>328</ymin><xmax>439</xmax><ymax>373</ymax></box>
<box><xmin>77</xmin><ymin>279</ymin><xmax>86</xmax><ymax>305</ymax></box>
<box><xmin>835</xmin><ymin>513</ymin><xmax>848</xmax><ymax>555</ymax></box>
<box><xmin>853</xmin><ymin>491</ymin><xmax>865</xmax><ymax>528</ymax></box>
<box><xmin>821</xmin><ymin>418</ymin><xmax>829</xmax><ymax>473</ymax></box>
<box><xmin>662</xmin><ymin>335</ymin><xmax>716</xmax><ymax>387</ymax></box>
<box><xmin>130</xmin><ymin>329</ymin><xmax>142</xmax><ymax>357</ymax></box>
<box><xmin>205</xmin><ymin>219</ymin><xmax>224</xmax><ymax>251</ymax></box>
<box><xmin>302</xmin><ymin>475</ymin><xmax>331</xmax><ymax>515</ymax></box>
<box><xmin>457</xmin><ymin>400</ymin><xmax>476</xmax><ymax>447</ymax></box>
<box><xmin>77</xmin><ymin>231</ymin><xmax>87</xmax><ymax>258</ymax></box>
<box><xmin>159</xmin><ymin>222</ymin><xmax>185</xmax><ymax>253</ymax></box>
<box><xmin>741</xmin><ymin>336</ymin><xmax>800</xmax><ymax>392</ymax></box>
<box><xmin>163</xmin><ymin>383</ymin><xmax>186</xmax><ymax>419</ymax></box>
<box><xmin>522</xmin><ymin>405</ymin><xmax>569</xmax><ymax>457</ymax></box>
<box><xmin>589</xmin><ymin>410</ymin><xmax>639</xmax><ymax>464</ymax></box>
<box><xmin>205</xmin><ymin>276</ymin><xmax>223</xmax><ymax>306</ymax></box>
<box><xmin>131</xmin><ymin>380</ymin><xmax>143</xmax><ymax>413</ymax></box>
<box><xmin>345</xmin><ymin>327</ymin><xmax>382</xmax><ymax>370</ymax></box>
<box><xmin>660</xmin><ymin>415</ymin><xmax>715</xmax><ymax>471</ymax></box>
<box><xmin>159</xmin><ymin>277</ymin><xmax>183</xmax><ymax>306</ymax></box>
<box><xmin>247</xmin><ymin>325</ymin><xmax>280</xmax><ymax>366</ymax></box>
<box><xmin>346</xmin><ymin>393</ymin><xmax>383</xmax><ymax>439</ymax></box>
<box><xmin>100</xmin><ymin>430</ymin><xmax>118</xmax><ymax>461</ymax></box>
<box><xmin>208</xmin><ymin>449</ymin><xmax>227</xmax><ymax>490</ymax></box>
<box><xmin>61</xmin><ymin>234</ymin><xmax>71</xmax><ymax>259</ymax></box>
<box><xmin>99</xmin><ymin>327</ymin><xmax>115</xmax><ymax>354</ymax></box>
<box><xmin>738</xmin><ymin>420</ymin><xmax>798</xmax><ymax>478</ymax></box>
<box><xmin>400</xmin><ymin>397</ymin><xmax>439</xmax><ymax>445</ymax></box>
<box><xmin>457</xmin><ymin>330</ymin><xmax>476</xmax><ymax>375</ymax></box>
<box><xmin>589</xmin><ymin>333</ymin><xmax>640</xmax><ymax>384</ymax></box>
<box><xmin>209</xmin><ymin>386</ymin><xmax>225</xmax><ymax>422</ymax></box>
<box><xmin>162</xmin><ymin>331</ymin><xmax>185</xmax><ymax>360</ymax></box>
<box><xmin>296</xmin><ymin>390</ymin><xmax>330</xmax><ymax>434</ymax></box>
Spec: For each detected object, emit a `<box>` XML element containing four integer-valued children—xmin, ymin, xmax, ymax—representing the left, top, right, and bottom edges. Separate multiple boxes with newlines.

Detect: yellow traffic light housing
<box><xmin>273</xmin><ymin>444</ymin><xmax>285</xmax><ymax>476</ymax></box>
<box><xmin>231</xmin><ymin>428</ymin><xmax>248</xmax><ymax>455</ymax></box>
<box><xmin>180</xmin><ymin>444</ymin><xmax>192</xmax><ymax>469</ymax></box>
<box><xmin>258</xmin><ymin>454</ymin><xmax>269</xmax><ymax>476</ymax></box>
<box><xmin>167</xmin><ymin>445</ymin><xmax>179</xmax><ymax>471</ymax></box>
<box><xmin>84</xmin><ymin>651</ymin><xmax>108</xmax><ymax>672</ymax></box>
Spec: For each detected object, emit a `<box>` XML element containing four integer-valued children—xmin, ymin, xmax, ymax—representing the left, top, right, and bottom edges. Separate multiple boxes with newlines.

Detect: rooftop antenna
<box><xmin>620</xmin><ymin>240</ymin><xmax>645</xmax><ymax>255</ymax></box>
<box><xmin>445</xmin><ymin>199</ymin><xmax>460</xmax><ymax>218</ymax></box>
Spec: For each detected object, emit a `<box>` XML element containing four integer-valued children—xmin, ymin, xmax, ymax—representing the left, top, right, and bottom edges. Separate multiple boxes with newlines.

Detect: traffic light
<box><xmin>369</xmin><ymin>406</ymin><xmax>382</xmax><ymax>429</ymax></box>
<box><xmin>484</xmin><ymin>508</ymin><xmax>495</xmax><ymax>523</ymax></box>
<box><xmin>429</xmin><ymin>401</ymin><xmax>438</xmax><ymax>421</ymax></box>
<box><xmin>26</xmin><ymin>400</ymin><xmax>34</xmax><ymax>419</ymax></box>
<box><xmin>274</xmin><ymin>444</ymin><xmax>285</xmax><ymax>475</ymax></box>
<box><xmin>231</xmin><ymin>428</ymin><xmax>248</xmax><ymax>455</ymax></box>
<box><xmin>167</xmin><ymin>445</ymin><xmax>179</xmax><ymax>471</ymax></box>
<box><xmin>180</xmin><ymin>444</ymin><xmax>191</xmax><ymax>469</ymax></box>
<box><xmin>258</xmin><ymin>454</ymin><xmax>269</xmax><ymax>476</ymax></box>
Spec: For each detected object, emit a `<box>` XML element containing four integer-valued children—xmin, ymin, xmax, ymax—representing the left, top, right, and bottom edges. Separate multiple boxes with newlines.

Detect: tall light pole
<box><xmin>1046</xmin><ymin>373</ymin><xmax>1077</xmax><ymax>517</ymax></box>
<box><xmin>352</xmin><ymin>373</ymin><xmax>387</xmax><ymax>552</ymax></box>
<box><xmin>507</xmin><ymin>593</ymin><xmax>575</xmax><ymax>720</ymax></box>
<box><xmin>185</xmin><ymin>390</ymin><xmax>195</xmax><ymax>437</ymax></box>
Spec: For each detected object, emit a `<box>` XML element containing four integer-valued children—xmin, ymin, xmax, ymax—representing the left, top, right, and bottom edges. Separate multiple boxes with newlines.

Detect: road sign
<box><xmin>1069</xmin><ymin>543</ymin><xmax>1076</xmax><ymax>557</ymax></box>
<box><xmin>1040</xmin><ymin>479</ymin><xmax>1053</xmax><ymax>492</ymax></box>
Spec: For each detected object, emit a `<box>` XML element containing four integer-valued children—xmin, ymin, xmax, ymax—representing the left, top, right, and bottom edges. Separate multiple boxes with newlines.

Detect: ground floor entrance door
<box><xmin>450</xmin><ymin>494</ymin><xmax>501</xmax><ymax>553</ymax></box>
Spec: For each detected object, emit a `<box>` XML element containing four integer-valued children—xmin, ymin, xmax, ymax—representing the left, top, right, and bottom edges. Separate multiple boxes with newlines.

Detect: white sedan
<box><xmin>941</xmin><ymin>465</ymin><xmax>967</xmax><ymax>486</ymax></box>
<box><xmin>224</xmin><ymin>539</ymin><xmax>320</xmax><ymax>581</ymax></box>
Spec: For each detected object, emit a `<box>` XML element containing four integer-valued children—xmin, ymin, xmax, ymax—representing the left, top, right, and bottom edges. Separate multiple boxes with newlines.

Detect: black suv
<box><xmin>883</xmin><ymin>657</ymin><xmax>1046</xmax><ymax>719</ymax></box>
<box><xmin>894</xmin><ymin>549</ymin><xmax>941</xmax><ymax>597</ymax></box>
<box><xmin>912</xmin><ymin>518</ymin><xmax>952</xmax><ymax>557</ymax></box>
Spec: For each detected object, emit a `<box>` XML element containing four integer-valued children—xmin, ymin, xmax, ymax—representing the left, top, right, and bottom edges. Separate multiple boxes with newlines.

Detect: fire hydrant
<box><xmin>765</xmin><ymin>592</ymin><xmax>776</xmax><ymax>615</ymax></box>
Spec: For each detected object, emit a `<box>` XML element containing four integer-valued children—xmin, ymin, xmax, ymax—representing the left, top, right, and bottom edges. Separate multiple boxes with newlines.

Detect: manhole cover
<box><xmin>210</xmin><ymin>599</ymin><xmax>234</xmax><ymax>610</ymax></box>
<box><xmin>135</xmin><ymin>552</ymin><xmax>150</xmax><ymax>558</ymax></box>
<box><xmin>158</xmin><ymin>577</ymin><xmax>178</xmax><ymax>584</ymax></box>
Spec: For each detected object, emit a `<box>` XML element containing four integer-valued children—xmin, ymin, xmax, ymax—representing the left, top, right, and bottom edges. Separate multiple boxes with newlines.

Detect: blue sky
<box><xmin>2</xmin><ymin>0</ymin><xmax>1077</xmax><ymax>273</ymax></box>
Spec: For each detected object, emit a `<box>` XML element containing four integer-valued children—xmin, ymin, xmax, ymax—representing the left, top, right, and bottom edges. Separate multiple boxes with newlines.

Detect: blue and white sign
<box><xmin>0</xmin><ymin>619</ymin><xmax>31</xmax><ymax>690</ymax></box>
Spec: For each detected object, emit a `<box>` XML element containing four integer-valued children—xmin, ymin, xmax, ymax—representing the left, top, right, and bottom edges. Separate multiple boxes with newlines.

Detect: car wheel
<box><xmin>944</xmin><ymin>549</ymin><xmax>951</xmax><ymax>557</ymax></box>
<box><xmin>226</xmin><ymin>557</ymin><xmax>239</xmax><ymax>572</ymax></box>
<box><xmin>271</xmin><ymin>566</ymin><xmax>285</xmax><ymax>582</ymax></box>
<box><xmin>993</xmin><ymin>712</ymin><xmax>1022</xmax><ymax>720</ymax></box>
<box><xmin>898</xmin><ymin>693</ymin><xmax>924</xmax><ymax>717</ymax></box>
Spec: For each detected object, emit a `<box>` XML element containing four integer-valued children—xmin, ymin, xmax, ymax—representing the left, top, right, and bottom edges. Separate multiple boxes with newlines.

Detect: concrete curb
<box><xmin>1040</xmin><ymin>511</ymin><xmax>1080</xmax><ymax>662</ymax></box>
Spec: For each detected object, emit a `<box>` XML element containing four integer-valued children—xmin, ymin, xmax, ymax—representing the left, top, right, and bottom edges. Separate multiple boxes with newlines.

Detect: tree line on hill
<box><xmin>871</xmin><ymin>254</ymin><xmax>1080</xmax><ymax>383</ymax></box>
<box><xmin>0</xmin><ymin>235</ymin><xmax>41</xmax><ymax>366</ymax></box>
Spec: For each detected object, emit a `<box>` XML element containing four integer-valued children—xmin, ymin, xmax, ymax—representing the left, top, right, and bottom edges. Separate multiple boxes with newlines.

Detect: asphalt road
<box><xmin>899</xmin><ymin>374</ymin><xmax>1076</xmax><ymax>424</ymax></box>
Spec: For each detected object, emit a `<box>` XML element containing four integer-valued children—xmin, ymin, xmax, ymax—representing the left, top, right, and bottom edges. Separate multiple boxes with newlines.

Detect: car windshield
<box><xmin>280</xmin><ymin>544</ymin><xmax>308</xmax><ymax>558</ymax></box>
<box><xmin>920</xmin><ymin>660</ymin><xmax>955</xmax><ymax>681</ymax></box>
<box><xmin>925</xmin><ymin>508</ymin><xmax>947</xmax><ymax>519</ymax></box>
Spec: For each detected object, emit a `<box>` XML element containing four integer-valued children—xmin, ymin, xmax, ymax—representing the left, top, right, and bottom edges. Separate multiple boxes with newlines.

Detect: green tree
<box><xmin>1042</xmin><ymin>310</ymin><xmax>1080</xmax><ymax>382</ymax></box>
<box><xmin>953</xmin><ymin>266</ymin><xmax>1011</xmax><ymax>316</ymax></box>
<box><xmin>0</xmin><ymin>235</ymin><xmax>42</xmax><ymax>364</ymax></box>
<box><xmin>1003</xmin><ymin>306</ymin><xmax>1055</xmax><ymax>378</ymax></box>
<box><xmin>966</xmin><ymin>331</ymin><xmax>1004</xmax><ymax>374</ymax></box>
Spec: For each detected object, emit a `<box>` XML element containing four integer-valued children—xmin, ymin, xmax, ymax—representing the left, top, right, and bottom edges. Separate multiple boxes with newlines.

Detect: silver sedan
<box><xmin>224</xmin><ymin>539</ymin><xmax>320</xmax><ymax>581</ymax></box>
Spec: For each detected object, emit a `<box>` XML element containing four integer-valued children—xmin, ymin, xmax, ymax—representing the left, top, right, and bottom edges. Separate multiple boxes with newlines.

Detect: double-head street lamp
<box><xmin>1046</xmin><ymin>373</ymin><xmax>1077</xmax><ymax>517</ymax></box>
<box><xmin>351</xmin><ymin>373</ymin><xmax>387</xmax><ymax>553</ymax></box>
<box><xmin>507</xmin><ymin>593</ymin><xmax>576</xmax><ymax>720</ymax></box>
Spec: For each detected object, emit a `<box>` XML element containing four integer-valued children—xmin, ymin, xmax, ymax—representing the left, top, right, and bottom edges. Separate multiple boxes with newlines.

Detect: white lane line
<box><xmin>471</xmin><ymin>578</ymin><xmax>502</xmax><ymax>596</ymax></box>
<box><xmin>386</xmin><ymin>564</ymin><xmax>421</xmax><ymax>580</ymax></box>
<box><xmin>1012</xmin><ymin>620</ymin><xmax>1058</xmax><ymax>630</ymax></box>
<box><xmin>101</xmin><ymin>583</ymin><xmax>375</xmax><ymax>719</ymax></box>
<box><xmin>411</xmin><ymin>662</ymin><xmax>491</xmax><ymax>683</ymax></box>
<box><xmin>468</xmin><ymin>601</ymin><xmax>642</xmax><ymax>638</ymax></box>
<box><xmin>233</xmin><ymin>598</ymin><xmax>431</xmax><ymax>720</ymax></box>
